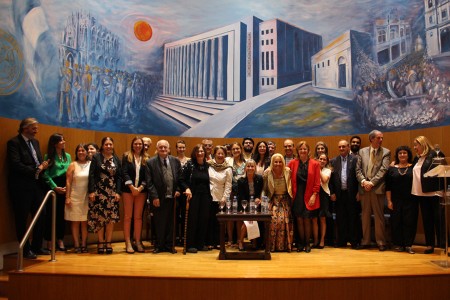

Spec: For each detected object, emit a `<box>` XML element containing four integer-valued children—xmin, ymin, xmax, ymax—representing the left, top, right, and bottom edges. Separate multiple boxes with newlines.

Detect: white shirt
<box><xmin>208</xmin><ymin>165</ymin><xmax>233</xmax><ymax>202</ymax></box>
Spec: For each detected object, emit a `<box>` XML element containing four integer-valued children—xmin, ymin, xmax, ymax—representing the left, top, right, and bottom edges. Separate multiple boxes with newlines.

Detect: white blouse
<box><xmin>208</xmin><ymin>166</ymin><xmax>233</xmax><ymax>202</ymax></box>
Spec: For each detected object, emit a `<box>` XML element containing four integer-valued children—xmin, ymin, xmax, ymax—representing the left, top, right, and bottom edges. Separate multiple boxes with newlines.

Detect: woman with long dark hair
<box><xmin>253</xmin><ymin>141</ymin><xmax>270</xmax><ymax>176</ymax></box>
<box><xmin>88</xmin><ymin>137</ymin><xmax>122</xmax><ymax>254</ymax></box>
<box><xmin>43</xmin><ymin>133</ymin><xmax>71</xmax><ymax>251</ymax></box>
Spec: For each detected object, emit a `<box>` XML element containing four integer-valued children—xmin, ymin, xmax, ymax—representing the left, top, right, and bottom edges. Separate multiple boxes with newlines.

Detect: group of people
<box><xmin>7</xmin><ymin>117</ymin><xmax>446</xmax><ymax>259</ymax></box>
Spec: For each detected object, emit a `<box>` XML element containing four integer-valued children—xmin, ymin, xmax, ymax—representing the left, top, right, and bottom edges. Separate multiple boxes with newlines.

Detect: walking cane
<box><xmin>183</xmin><ymin>200</ymin><xmax>190</xmax><ymax>255</ymax></box>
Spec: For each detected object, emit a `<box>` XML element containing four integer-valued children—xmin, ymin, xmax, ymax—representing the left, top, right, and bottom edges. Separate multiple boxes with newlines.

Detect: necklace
<box><xmin>397</xmin><ymin>166</ymin><xmax>408</xmax><ymax>176</ymax></box>
<box><xmin>78</xmin><ymin>161</ymin><xmax>89</xmax><ymax>169</ymax></box>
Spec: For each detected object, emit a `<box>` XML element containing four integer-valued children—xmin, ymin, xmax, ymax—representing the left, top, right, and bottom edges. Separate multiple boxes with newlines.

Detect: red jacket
<box><xmin>288</xmin><ymin>158</ymin><xmax>321</xmax><ymax>210</ymax></box>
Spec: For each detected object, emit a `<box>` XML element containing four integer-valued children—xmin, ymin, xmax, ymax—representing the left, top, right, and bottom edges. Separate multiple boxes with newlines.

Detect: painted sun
<box><xmin>134</xmin><ymin>20</ymin><xmax>152</xmax><ymax>42</ymax></box>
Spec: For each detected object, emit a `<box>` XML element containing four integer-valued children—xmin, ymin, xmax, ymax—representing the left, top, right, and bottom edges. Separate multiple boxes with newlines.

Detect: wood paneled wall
<box><xmin>1</xmin><ymin>116</ymin><xmax>449</xmax><ymax>246</ymax></box>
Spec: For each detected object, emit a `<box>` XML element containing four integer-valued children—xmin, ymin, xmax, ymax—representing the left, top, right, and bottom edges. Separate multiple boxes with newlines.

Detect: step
<box><xmin>0</xmin><ymin>272</ymin><xmax>8</xmax><ymax>298</ymax></box>
<box><xmin>157</xmin><ymin>98</ymin><xmax>221</xmax><ymax>114</ymax></box>
<box><xmin>150</xmin><ymin>103</ymin><xmax>199</xmax><ymax>128</ymax></box>
<box><xmin>156</xmin><ymin>95</ymin><xmax>235</xmax><ymax>106</ymax></box>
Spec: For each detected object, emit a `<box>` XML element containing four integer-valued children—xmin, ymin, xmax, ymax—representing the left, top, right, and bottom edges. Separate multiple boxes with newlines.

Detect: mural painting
<box><xmin>0</xmin><ymin>0</ymin><xmax>449</xmax><ymax>137</ymax></box>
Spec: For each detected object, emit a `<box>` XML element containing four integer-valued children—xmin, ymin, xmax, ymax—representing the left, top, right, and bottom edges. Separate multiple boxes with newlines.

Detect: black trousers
<box><xmin>186</xmin><ymin>191</ymin><xmax>210</xmax><ymax>249</ymax></box>
<box><xmin>335</xmin><ymin>190</ymin><xmax>361</xmax><ymax>246</ymax></box>
<box><xmin>10</xmin><ymin>184</ymin><xmax>46</xmax><ymax>252</ymax></box>
<box><xmin>44</xmin><ymin>175</ymin><xmax>66</xmax><ymax>241</ymax></box>
<box><xmin>391</xmin><ymin>196</ymin><xmax>419</xmax><ymax>247</ymax></box>
<box><xmin>153</xmin><ymin>197</ymin><xmax>176</xmax><ymax>249</ymax></box>
<box><xmin>418</xmin><ymin>195</ymin><xmax>441</xmax><ymax>247</ymax></box>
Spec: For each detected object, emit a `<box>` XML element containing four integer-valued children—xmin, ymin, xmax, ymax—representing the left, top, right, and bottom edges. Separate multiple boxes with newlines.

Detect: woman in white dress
<box><xmin>65</xmin><ymin>144</ymin><xmax>91</xmax><ymax>253</ymax></box>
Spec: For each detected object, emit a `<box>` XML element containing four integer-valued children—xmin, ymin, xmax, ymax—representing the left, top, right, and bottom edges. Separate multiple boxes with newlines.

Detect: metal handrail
<box><xmin>17</xmin><ymin>190</ymin><xmax>57</xmax><ymax>271</ymax></box>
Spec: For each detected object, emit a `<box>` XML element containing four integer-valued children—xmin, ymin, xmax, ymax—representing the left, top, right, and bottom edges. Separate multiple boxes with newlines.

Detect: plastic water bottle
<box><xmin>261</xmin><ymin>196</ymin><xmax>268</xmax><ymax>213</ymax></box>
<box><xmin>232</xmin><ymin>196</ymin><xmax>238</xmax><ymax>213</ymax></box>
<box><xmin>250</xmin><ymin>196</ymin><xmax>256</xmax><ymax>213</ymax></box>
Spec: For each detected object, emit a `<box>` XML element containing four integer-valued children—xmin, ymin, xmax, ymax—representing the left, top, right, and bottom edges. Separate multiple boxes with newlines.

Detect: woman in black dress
<box><xmin>181</xmin><ymin>144</ymin><xmax>211</xmax><ymax>253</ymax></box>
<box><xmin>386</xmin><ymin>146</ymin><xmax>416</xmax><ymax>254</ymax></box>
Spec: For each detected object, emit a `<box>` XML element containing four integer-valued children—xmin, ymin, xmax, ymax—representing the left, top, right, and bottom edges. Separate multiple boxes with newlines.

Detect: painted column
<box><xmin>197</xmin><ymin>41</ymin><xmax>204</xmax><ymax>98</ymax></box>
<box><xmin>202</xmin><ymin>40</ymin><xmax>210</xmax><ymax>99</ymax></box>
<box><xmin>193</xmin><ymin>42</ymin><xmax>198</xmax><ymax>97</ymax></box>
<box><xmin>217</xmin><ymin>36</ymin><xmax>224</xmax><ymax>100</ymax></box>
<box><xmin>208</xmin><ymin>38</ymin><xmax>217</xmax><ymax>99</ymax></box>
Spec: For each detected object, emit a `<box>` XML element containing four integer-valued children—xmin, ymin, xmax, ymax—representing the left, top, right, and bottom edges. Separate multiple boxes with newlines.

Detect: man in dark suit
<box><xmin>7</xmin><ymin>118</ymin><xmax>50</xmax><ymax>259</ymax></box>
<box><xmin>330</xmin><ymin>140</ymin><xmax>361</xmax><ymax>248</ymax></box>
<box><xmin>146</xmin><ymin>140</ymin><xmax>182</xmax><ymax>253</ymax></box>
<box><xmin>356</xmin><ymin>130</ymin><xmax>390</xmax><ymax>251</ymax></box>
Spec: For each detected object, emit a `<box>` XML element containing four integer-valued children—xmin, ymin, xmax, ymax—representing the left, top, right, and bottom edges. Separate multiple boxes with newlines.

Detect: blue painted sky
<box><xmin>1</xmin><ymin>0</ymin><xmax>423</xmax><ymax>74</ymax></box>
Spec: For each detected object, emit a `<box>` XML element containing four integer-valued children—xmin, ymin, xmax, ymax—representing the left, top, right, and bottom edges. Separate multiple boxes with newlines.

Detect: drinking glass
<box><xmin>226</xmin><ymin>200</ymin><xmax>231</xmax><ymax>214</ymax></box>
<box><xmin>219</xmin><ymin>201</ymin><xmax>225</xmax><ymax>214</ymax></box>
<box><xmin>241</xmin><ymin>200</ymin><xmax>248</xmax><ymax>214</ymax></box>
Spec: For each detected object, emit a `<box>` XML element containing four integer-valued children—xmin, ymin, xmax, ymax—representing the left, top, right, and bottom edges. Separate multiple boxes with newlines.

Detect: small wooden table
<box><xmin>216</xmin><ymin>212</ymin><xmax>272</xmax><ymax>260</ymax></box>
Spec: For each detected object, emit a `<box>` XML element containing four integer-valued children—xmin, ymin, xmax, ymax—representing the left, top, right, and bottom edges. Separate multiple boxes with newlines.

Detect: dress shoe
<box><xmin>105</xmin><ymin>243</ymin><xmax>113</xmax><ymax>254</ymax></box>
<box><xmin>24</xmin><ymin>250</ymin><xmax>37</xmax><ymax>259</ymax></box>
<box><xmin>351</xmin><ymin>243</ymin><xmax>360</xmax><ymax>249</ymax></box>
<box><xmin>378</xmin><ymin>245</ymin><xmax>387</xmax><ymax>252</ymax></box>
<box><xmin>424</xmin><ymin>247</ymin><xmax>434</xmax><ymax>254</ymax></box>
<box><xmin>170</xmin><ymin>248</ymin><xmax>177</xmax><ymax>254</ymax></box>
<box><xmin>152</xmin><ymin>248</ymin><xmax>161</xmax><ymax>254</ymax></box>
<box><xmin>305</xmin><ymin>245</ymin><xmax>311</xmax><ymax>253</ymax></box>
<box><xmin>405</xmin><ymin>247</ymin><xmax>415</xmax><ymax>254</ymax></box>
<box><xmin>394</xmin><ymin>246</ymin><xmax>405</xmax><ymax>252</ymax></box>
<box><xmin>187</xmin><ymin>247</ymin><xmax>198</xmax><ymax>253</ymax></box>
<box><xmin>35</xmin><ymin>248</ymin><xmax>51</xmax><ymax>255</ymax></box>
<box><xmin>356</xmin><ymin>244</ymin><xmax>369</xmax><ymax>250</ymax></box>
<box><xmin>198</xmin><ymin>246</ymin><xmax>209</xmax><ymax>251</ymax></box>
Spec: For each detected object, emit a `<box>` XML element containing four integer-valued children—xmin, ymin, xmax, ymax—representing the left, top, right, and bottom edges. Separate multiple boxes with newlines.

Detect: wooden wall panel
<box><xmin>1</xmin><ymin>116</ymin><xmax>449</xmax><ymax>247</ymax></box>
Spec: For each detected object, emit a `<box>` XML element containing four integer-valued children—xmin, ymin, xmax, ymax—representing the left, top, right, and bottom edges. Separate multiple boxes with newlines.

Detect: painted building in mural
<box><xmin>374</xmin><ymin>13</ymin><xmax>412</xmax><ymax>67</ymax></box>
<box><xmin>311</xmin><ymin>30</ymin><xmax>373</xmax><ymax>100</ymax></box>
<box><xmin>259</xmin><ymin>19</ymin><xmax>322</xmax><ymax>94</ymax></box>
<box><xmin>60</xmin><ymin>11</ymin><xmax>121</xmax><ymax>70</ymax></box>
<box><xmin>424</xmin><ymin>0</ymin><xmax>450</xmax><ymax>58</ymax></box>
<box><xmin>163</xmin><ymin>16</ymin><xmax>322</xmax><ymax>102</ymax></box>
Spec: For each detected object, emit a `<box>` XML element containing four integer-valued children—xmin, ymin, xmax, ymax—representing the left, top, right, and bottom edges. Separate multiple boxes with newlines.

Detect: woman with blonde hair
<box><xmin>288</xmin><ymin>141</ymin><xmax>321</xmax><ymax>253</ymax></box>
<box><xmin>412</xmin><ymin>136</ymin><xmax>444</xmax><ymax>254</ymax></box>
<box><xmin>262</xmin><ymin>153</ymin><xmax>293</xmax><ymax>252</ymax></box>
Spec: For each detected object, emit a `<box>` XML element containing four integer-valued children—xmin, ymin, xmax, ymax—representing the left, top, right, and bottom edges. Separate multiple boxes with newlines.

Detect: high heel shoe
<box><xmin>125</xmin><ymin>241</ymin><xmax>135</xmax><ymax>254</ymax></box>
<box><xmin>238</xmin><ymin>241</ymin><xmax>245</xmax><ymax>251</ymax></box>
<box><xmin>105</xmin><ymin>243</ymin><xmax>113</xmax><ymax>254</ymax></box>
<box><xmin>97</xmin><ymin>242</ymin><xmax>105</xmax><ymax>254</ymax></box>
<box><xmin>135</xmin><ymin>241</ymin><xmax>145</xmax><ymax>253</ymax></box>
<box><xmin>305</xmin><ymin>245</ymin><xmax>311</xmax><ymax>253</ymax></box>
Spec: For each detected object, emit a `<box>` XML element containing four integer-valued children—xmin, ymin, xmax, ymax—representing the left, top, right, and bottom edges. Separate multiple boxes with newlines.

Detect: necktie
<box><xmin>368</xmin><ymin>149</ymin><xmax>376</xmax><ymax>178</ymax></box>
<box><xmin>163</xmin><ymin>158</ymin><xmax>167</xmax><ymax>168</ymax></box>
<box><xmin>28</xmin><ymin>140</ymin><xmax>40</xmax><ymax>167</ymax></box>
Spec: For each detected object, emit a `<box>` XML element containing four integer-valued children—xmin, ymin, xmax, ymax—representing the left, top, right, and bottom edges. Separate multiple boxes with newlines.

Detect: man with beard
<box><xmin>242</xmin><ymin>137</ymin><xmax>254</xmax><ymax>160</ymax></box>
<box><xmin>350</xmin><ymin>135</ymin><xmax>362</xmax><ymax>156</ymax></box>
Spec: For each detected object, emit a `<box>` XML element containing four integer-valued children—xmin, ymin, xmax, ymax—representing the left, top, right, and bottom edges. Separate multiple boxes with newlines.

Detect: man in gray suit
<box><xmin>356</xmin><ymin>130</ymin><xmax>390</xmax><ymax>251</ymax></box>
<box><xmin>146</xmin><ymin>140</ymin><xmax>182</xmax><ymax>253</ymax></box>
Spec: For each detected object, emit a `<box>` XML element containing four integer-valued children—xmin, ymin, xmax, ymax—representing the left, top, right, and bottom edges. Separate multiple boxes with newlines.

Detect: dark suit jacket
<box><xmin>237</xmin><ymin>174</ymin><xmax>263</xmax><ymax>210</ymax></box>
<box><xmin>7</xmin><ymin>134</ymin><xmax>44</xmax><ymax>190</ymax></box>
<box><xmin>413</xmin><ymin>150</ymin><xmax>445</xmax><ymax>193</ymax></box>
<box><xmin>121</xmin><ymin>154</ymin><xmax>147</xmax><ymax>193</ymax></box>
<box><xmin>356</xmin><ymin>146</ymin><xmax>390</xmax><ymax>194</ymax></box>
<box><xmin>329</xmin><ymin>154</ymin><xmax>358</xmax><ymax>200</ymax></box>
<box><xmin>88</xmin><ymin>153</ymin><xmax>122</xmax><ymax>194</ymax></box>
<box><xmin>146</xmin><ymin>155</ymin><xmax>182</xmax><ymax>201</ymax></box>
